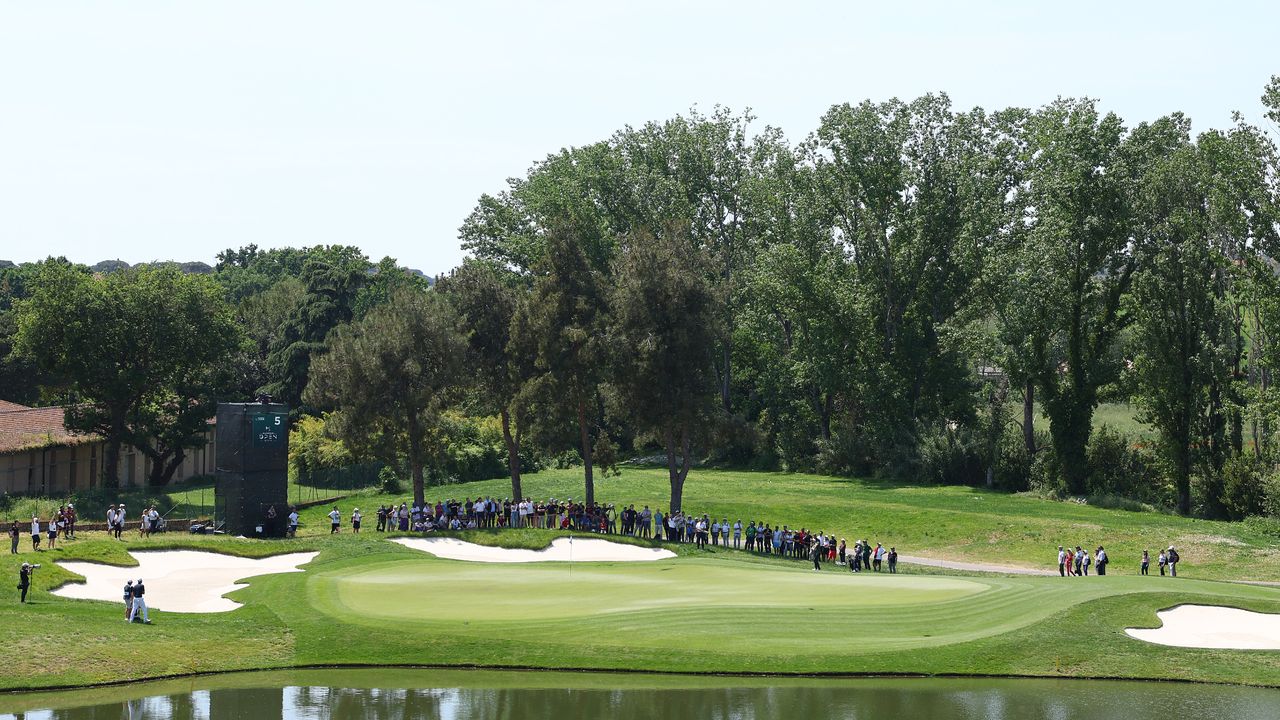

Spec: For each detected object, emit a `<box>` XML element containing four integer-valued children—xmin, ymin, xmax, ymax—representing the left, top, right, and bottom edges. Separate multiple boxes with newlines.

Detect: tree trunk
<box><xmin>144</xmin><ymin>447</ymin><xmax>186</xmax><ymax>487</ymax></box>
<box><xmin>501</xmin><ymin>406</ymin><xmax>523</xmax><ymax>500</ymax></box>
<box><xmin>406</xmin><ymin>413</ymin><xmax>426</xmax><ymax>507</ymax></box>
<box><xmin>1022</xmin><ymin>381</ymin><xmax>1036</xmax><ymax>458</ymax></box>
<box><xmin>577</xmin><ymin>400</ymin><xmax>594</xmax><ymax>506</ymax></box>
<box><xmin>665</xmin><ymin>426</ymin><xmax>688</xmax><ymax>513</ymax></box>
<box><xmin>103</xmin><ymin>437</ymin><xmax>122</xmax><ymax>489</ymax></box>
<box><xmin>1049</xmin><ymin>397</ymin><xmax>1092</xmax><ymax>496</ymax></box>
<box><xmin>721</xmin><ymin>342</ymin><xmax>732</xmax><ymax>411</ymax></box>
<box><xmin>1174</xmin><ymin>436</ymin><xmax>1192</xmax><ymax>516</ymax></box>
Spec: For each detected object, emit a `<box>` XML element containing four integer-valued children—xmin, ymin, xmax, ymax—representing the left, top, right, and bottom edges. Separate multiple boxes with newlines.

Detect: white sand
<box><xmin>1125</xmin><ymin>604</ymin><xmax>1280</xmax><ymax>649</ymax></box>
<box><xmin>53</xmin><ymin>550</ymin><xmax>318</xmax><ymax>613</ymax></box>
<box><xmin>392</xmin><ymin>536</ymin><xmax>676</xmax><ymax>563</ymax></box>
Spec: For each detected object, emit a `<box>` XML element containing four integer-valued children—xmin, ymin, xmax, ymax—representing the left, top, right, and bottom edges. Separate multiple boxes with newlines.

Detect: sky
<box><xmin>1</xmin><ymin>1</ymin><xmax>1276</xmax><ymax>275</ymax></box>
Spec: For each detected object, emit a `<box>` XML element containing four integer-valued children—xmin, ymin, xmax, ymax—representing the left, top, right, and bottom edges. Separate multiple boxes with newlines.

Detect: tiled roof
<box><xmin>0</xmin><ymin>404</ymin><xmax>98</xmax><ymax>454</ymax></box>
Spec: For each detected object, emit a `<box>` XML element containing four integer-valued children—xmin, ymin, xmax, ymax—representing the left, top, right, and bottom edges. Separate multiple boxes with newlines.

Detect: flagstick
<box><xmin>569</xmin><ymin>533</ymin><xmax>573</xmax><ymax>576</ymax></box>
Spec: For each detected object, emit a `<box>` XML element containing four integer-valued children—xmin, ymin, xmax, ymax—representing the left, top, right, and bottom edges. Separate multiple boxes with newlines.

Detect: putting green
<box><xmin>306</xmin><ymin>553</ymin><xmax>1137</xmax><ymax>653</ymax></box>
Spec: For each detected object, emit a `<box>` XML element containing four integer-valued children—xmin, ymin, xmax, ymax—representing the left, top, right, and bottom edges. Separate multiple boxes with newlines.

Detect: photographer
<box><xmin>18</xmin><ymin>562</ymin><xmax>37</xmax><ymax>603</ymax></box>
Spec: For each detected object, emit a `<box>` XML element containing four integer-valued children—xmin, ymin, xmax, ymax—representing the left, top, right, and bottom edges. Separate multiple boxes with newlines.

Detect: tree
<box><xmin>265</xmin><ymin>248</ymin><xmax>370</xmax><ymax>411</ymax></box>
<box><xmin>1130</xmin><ymin>135</ymin><xmax>1232</xmax><ymax>515</ymax></box>
<box><xmin>15</xmin><ymin>264</ymin><xmax>242</xmax><ymax>486</ymax></box>
<box><xmin>459</xmin><ymin>143</ymin><xmax>625</xmax><ymax>276</ymax></box>
<box><xmin>303</xmin><ymin>288</ymin><xmax>465</xmax><ymax>506</ymax></box>
<box><xmin>611</xmin><ymin>227</ymin><xmax>723</xmax><ymax>512</ymax></box>
<box><xmin>0</xmin><ymin>260</ymin><xmax>56</xmax><ymax>405</ymax></box>
<box><xmin>808</xmin><ymin>94</ymin><xmax>1008</xmax><ymax>464</ymax></box>
<box><xmin>1002</xmin><ymin>102</ymin><xmax>1182</xmax><ymax>495</ymax></box>
<box><xmin>436</xmin><ymin>260</ymin><xmax>533</xmax><ymax>500</ymax></box>
<box><xmin>514</xmin><ymin>231</ymin><xmax>610</xmax><ymax>505</ymax></box>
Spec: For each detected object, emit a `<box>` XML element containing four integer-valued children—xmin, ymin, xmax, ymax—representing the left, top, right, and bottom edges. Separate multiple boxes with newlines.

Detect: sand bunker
<box><xmin>54</xmin><ymin>550</ymin><xmax>318</xmax><ymax>613</ymax></box>
<box><xmin>392</xmin><ymin>536</ymin><xmax>676</xmax><ymax>563</ymax></box>
<box><xmin>1125</xmin><ymin>605</ymin><xmax>1280</xmax><ymax>649</ymax></box>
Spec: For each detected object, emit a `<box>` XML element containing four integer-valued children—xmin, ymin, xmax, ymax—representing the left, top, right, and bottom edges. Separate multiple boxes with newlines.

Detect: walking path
<box><xmin>897</xmin><ymin>554</ymin><xmax>1054</xmax><ymax>576</ymax></box>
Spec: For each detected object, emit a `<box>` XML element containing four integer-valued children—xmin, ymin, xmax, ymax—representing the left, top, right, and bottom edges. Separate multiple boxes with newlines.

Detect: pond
<box><xmin>2</xmin><ymin>669</ymin><xmax>1278</xmax><ymax>719</ymax></box>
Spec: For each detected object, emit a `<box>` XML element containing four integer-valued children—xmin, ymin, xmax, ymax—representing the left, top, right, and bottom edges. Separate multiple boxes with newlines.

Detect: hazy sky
<box><xmin>1</xmin><ymin>1</ymin><xmax>1276</xmax><ymax>274</ymax></box>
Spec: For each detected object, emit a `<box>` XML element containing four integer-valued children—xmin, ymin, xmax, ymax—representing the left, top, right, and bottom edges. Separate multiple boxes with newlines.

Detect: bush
<box><xmin>435</xmin><ymin>412</ymin><xmax>545</xmax><ymax>483</ymax></box>
<box><xmin>1085</xmin><ymin>426</ymin><xmax>1168</xmax><ymax>506</ymax></box>
<box><xmin>1028</xmin><ymin>443</ymin><xmax>1063</xmax><ymax>495</ymax></box>
<box><xmin>1262</xmin><ymin>473</ymin><xmax>1280</xmax><ymax>519</ymax></box>
<box><xmin>1218</xmin><ymin>455</ymin><xmax>1266</xmax><ymax>520</ymax></box>
<box><xmin>912</xmin><ymin>421</ymin><xmax>983</xmax><ymax>485</ymax></box>
<box><xmin>378</xmin><ymin>466</ymin><xmax>402</xmax><ymax>494</ymax></box>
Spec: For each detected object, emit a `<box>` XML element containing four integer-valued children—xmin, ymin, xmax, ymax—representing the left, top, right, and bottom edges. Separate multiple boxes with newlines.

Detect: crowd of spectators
<box><xmin>360</xmin><ymin>496</ymin><xmax>898</xmax><ymax>572</ymax></box>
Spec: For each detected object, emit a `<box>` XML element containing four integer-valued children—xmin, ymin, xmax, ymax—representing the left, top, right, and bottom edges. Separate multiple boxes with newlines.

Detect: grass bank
<box><xmin>292</xmin><ymin>466</ymin><xmax>1280</xmax><ymax>582</ymax></box>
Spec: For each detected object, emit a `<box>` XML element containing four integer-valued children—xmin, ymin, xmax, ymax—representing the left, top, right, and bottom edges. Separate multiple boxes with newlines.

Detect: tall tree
<box><xmin>611</xmin><ymin>227</ymin><xmax>723</xmax><ymax>512</ymax></box>
<box><xmin>436</xmin><ymin>260</ymin><xmax>533</xmax><ymax>500</ymax></box>
<box><xmin>1002</xmin><ymin>102</ymin><xmax>1184</xmax><ymax>494</ymax></box>
<box><xmin>1129</xmin><ymin>132</ymin><xmax>1233</xmax><ymax>515</ymax></box>
<box><xmin>265</xmin><ymin>248</ymin><xmax>370</xmax><ymax>411</ymax></box>
<box><xmin>514</xmin><ymin>231</ymin><xmax>610</xmax><ymax>505</ymax></box>
<box><xmin>808</xmin><ymin>94</ymin><xmax>1008</xmax><ymax>462</ymax></box>
<box><xmin>303</xmin><ymin>288</ymin><xmax>465</xmax><ymax>506</ymax></box>
<box><xmin>15</xmin><ymin>264</ymin><xmax>242</xmax><ymax>486</ymax></box>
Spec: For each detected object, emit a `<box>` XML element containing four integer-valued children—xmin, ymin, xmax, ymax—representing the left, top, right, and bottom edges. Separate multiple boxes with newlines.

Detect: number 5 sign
<box><xmin>251</xmin><ymin>413</ymin><xmax>287</xmax><ymax>447</ymax></box>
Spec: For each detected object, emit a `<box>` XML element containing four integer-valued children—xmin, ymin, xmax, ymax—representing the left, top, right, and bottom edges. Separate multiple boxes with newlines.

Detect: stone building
<box><xmin>0</xmin><ymin>399</ymin><xmax>215</xmax><ymax>495</ymax></box>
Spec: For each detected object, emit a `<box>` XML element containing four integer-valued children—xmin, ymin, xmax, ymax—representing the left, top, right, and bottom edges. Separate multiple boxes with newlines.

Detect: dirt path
<box><xmin>898</xmin><ymin>554</ymin><xmax>1055</xmax><ymax>576</ymax></box>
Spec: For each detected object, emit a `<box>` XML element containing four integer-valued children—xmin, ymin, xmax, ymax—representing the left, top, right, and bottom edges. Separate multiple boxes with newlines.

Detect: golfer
<box><xmin>329</xmin><ymin>507</ymin><xmax>341</xmax><ymax>533</ymax></box>
<box><xmin>351</xmin><ymin>508</ymin><xmax>362</xmax><ymax>533</ymax></box>
<box><xmin>129</xmin><ymin>579</ymin><xmax>150</xmax><ymax>624</ymax></box>
<box><xmin>30</xmin><ymin>516</ymin><xmax>41</xmax><ymax>551</ymax></box>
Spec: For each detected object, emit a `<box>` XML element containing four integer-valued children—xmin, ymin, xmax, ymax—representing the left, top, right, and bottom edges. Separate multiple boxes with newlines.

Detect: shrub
<box><xmin>912</xmin><ymin>421</ymin><xmax>983</xmax><ymax>485</ymax></box>
<box><xmin>1085</xmin><ymin>426</ymin><xmax>1168</xmax><ymax>505</ymax></box>
<box><xmin>378</xmin><ymin>466</ymin><xmax>402</xmax><ymax>494</ymax></box>
<box><xmin>1218</xmin><ymin>455</ymin><xmax>1266</xmax><ymax>520</ymax></box>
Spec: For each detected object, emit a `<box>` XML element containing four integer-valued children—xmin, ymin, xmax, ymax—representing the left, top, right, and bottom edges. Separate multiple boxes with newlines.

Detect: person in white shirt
<box><xmin>30</xmin><ymin>516</ymin><xmax>41</xmax><ymax>551</ymax></box>
<box><xmin>115</xmin><ymin>505</ymin><xmax>126</xmax><ymax>539</ymax></box>
<box><xmin>129</xmin><ymin>578</ymin><xmax>150</xmax><ymax>624</ymax></box>
<box><xmin>287</xmin><ymin>508</ymin><xmax>299</xmax><ymax>537</ymax></box>
<box><xmin>351</xmin><ymin>508</ymin><xmax>362</xmax><ymax>533</ymax></box>
<box><xmin>328</xmin><ymin>507</ymin><xmax>341</xmax><ymax>533</ymax></box>
<box><xmin>733</xmin><ymin>520</ymin><xmax>743</xmax><ymax>549</ymax></box>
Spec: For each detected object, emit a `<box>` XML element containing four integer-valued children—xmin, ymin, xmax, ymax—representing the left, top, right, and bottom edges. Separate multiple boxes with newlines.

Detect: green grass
<box><xmin>5</xmin><ymin>466</ymin><xmax>1280</xmax><ymax>691</ymax></box>
<box><xmin>293</xmin><ymin>466</ymin><xmax>1280</xmax><ymax>583</ymax></box>
<box><xmin>1001</xmin><ymin>400</ymin><xmax>1153</xmax><ymax>441</ymax></box>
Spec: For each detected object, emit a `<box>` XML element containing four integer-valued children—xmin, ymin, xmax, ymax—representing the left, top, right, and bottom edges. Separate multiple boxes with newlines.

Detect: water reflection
<box><xmin>3</xmin><ymin>674</ymin><xmax>1280</xmax><ymax>720</ymax></box>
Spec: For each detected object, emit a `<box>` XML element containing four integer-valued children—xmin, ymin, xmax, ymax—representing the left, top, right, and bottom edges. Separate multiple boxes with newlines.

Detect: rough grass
<box><xmin>300</xmin><ymin>466</ymin><xmax>1280</xmax><ymax>582</ymax></box>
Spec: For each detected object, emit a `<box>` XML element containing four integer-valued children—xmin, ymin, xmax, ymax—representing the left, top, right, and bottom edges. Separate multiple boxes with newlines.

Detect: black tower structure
<box><xmin>214</xmin><ymin>401</ymin><xmax>290</xmax><ymax>537</ymax></box>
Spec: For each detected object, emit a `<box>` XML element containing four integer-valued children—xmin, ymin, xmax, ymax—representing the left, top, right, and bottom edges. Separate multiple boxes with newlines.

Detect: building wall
<box><xmin>0</xmin><ymin>430</ymin><xmax>216</xmax><ymax>496</ymax></box>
